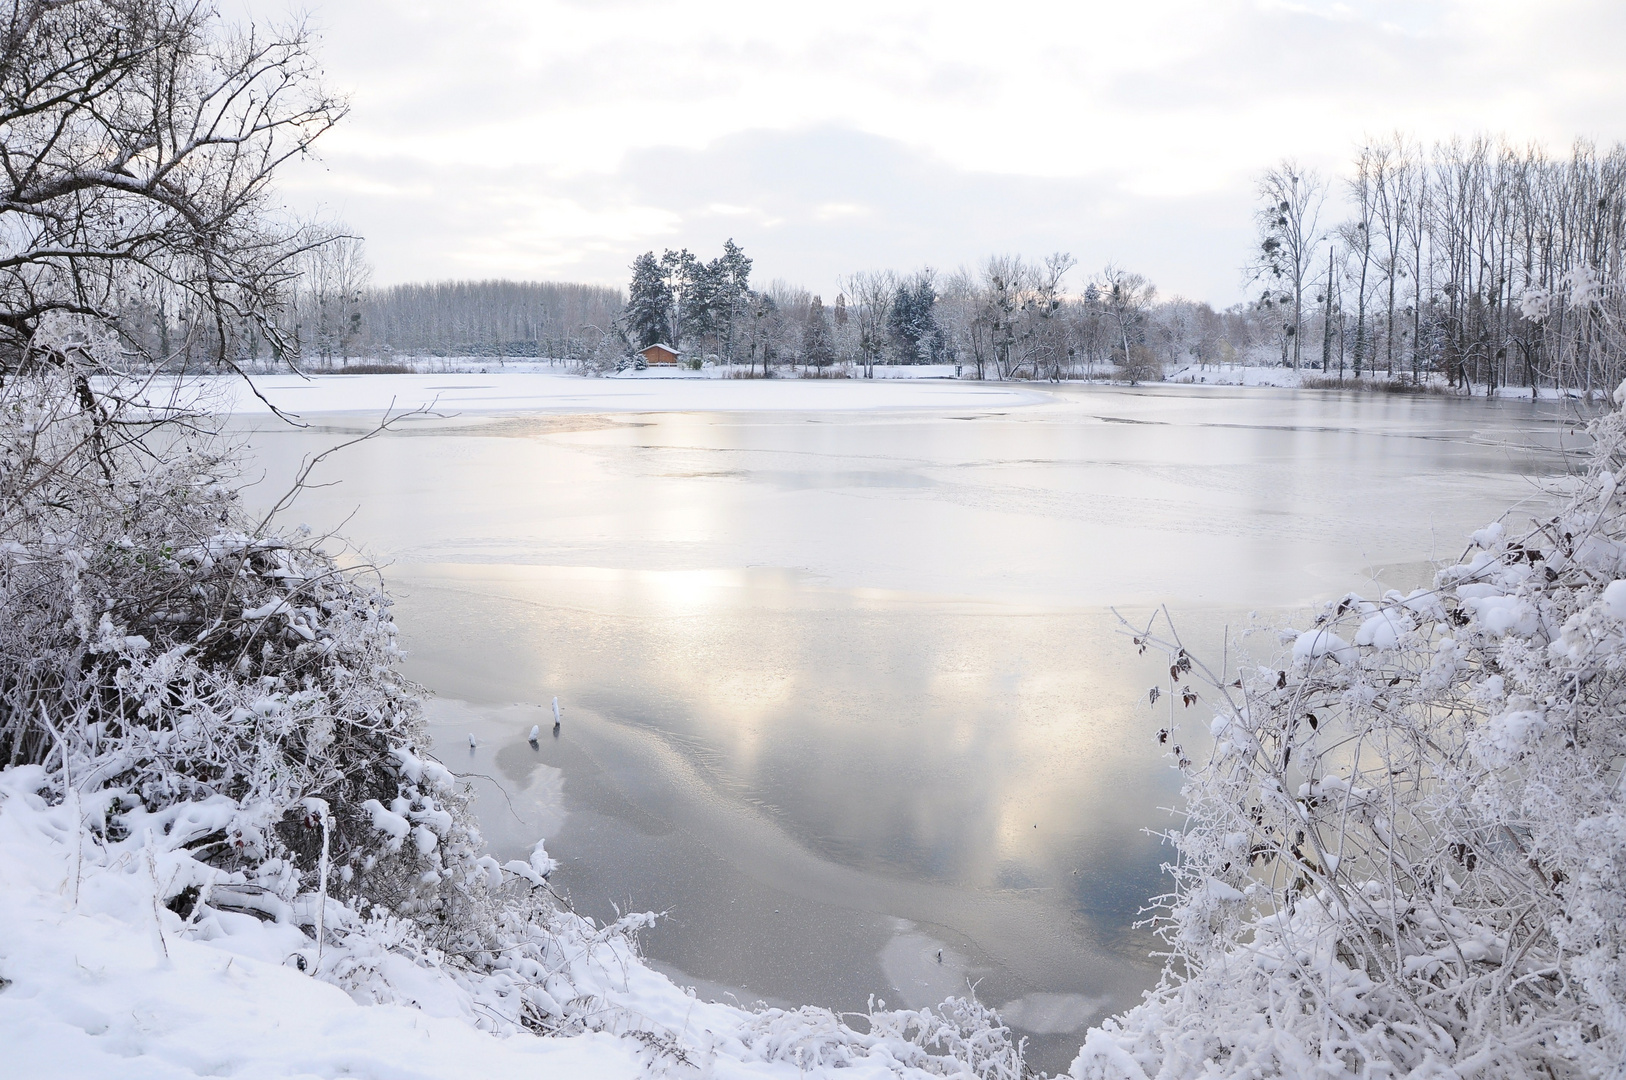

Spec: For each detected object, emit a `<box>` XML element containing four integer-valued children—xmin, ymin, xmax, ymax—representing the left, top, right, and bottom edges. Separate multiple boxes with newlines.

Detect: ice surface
<box><xmin>223</xmin><ymin>382</ymin><xmax>1582</xmax><ymax>1071</ymax></box>
<box><xmin>129</xmin><ymin>371</ymin><xmax>1049</xmax><ymax>416</ymax></box>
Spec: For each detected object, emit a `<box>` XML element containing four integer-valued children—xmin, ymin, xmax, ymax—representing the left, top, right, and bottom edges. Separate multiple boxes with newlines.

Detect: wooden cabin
<box><xmin>641</xmin><ymin>342</ymin><xmax>679</xmax><ymax>366</ymax></box>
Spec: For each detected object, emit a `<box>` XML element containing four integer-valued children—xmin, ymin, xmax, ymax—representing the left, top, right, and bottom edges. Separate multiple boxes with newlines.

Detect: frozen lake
<box><xmin>233</xmin><ymin>379</ymin><xmax>1587</xmax><ymax>1071</ymax></box>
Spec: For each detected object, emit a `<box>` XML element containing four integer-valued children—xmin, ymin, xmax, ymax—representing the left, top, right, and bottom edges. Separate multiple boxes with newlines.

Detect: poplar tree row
<box><xmin>1256</xmin><ymin>136</ymin><xmax>1626</xmax><ymax>393</ymax></box>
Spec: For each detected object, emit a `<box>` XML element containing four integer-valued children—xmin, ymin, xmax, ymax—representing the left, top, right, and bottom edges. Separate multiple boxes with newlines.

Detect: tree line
<box><xmin>616</xmin><ymin>242</ymin><xmax>1277</xmax><ymax>381</ymax></box>
<box><xmin>1255</xmin><ymin>136</ymin><xmax>1626</xmax><ymax>394</ymax></box>
<box><xmin>286</xmin><ymin>239</ymin><xmax>624</xmax><ymax>365</ymax></box>
<box><xmin>112</xmin><ymin>233</ymin><xmax>624</xmax><ymax>370</ymax></box>
<box><xmin>602</xmin><ymin>136</ymin><xmax>1626</xmax><ymax>392</ymax></box>
<box><xmin>106</xmin><ymin>129</ymin><xmax>1626</xmax><ymax>394</ymax></box>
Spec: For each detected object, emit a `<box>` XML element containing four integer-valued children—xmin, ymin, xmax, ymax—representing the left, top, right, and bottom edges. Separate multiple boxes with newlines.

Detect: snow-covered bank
<box><xmin>0</xmin><ymin>768</ymin><xmax>642</xmax><ymax>1079</ymax></box>
<box><xmin>1164</xmin><ymin>364</ymin><xmax>1309</xmax><ymax>388</ymax></box>
<box><xmin>0</xmin><ymin>768</ymin><xmax>1026</xmax><ymax>1080</ymax></box>
<box><xmin>1165</xmin><ymin>363</ymin><xmax>1616</xmax><ymax>400</ymax></box>
<box><xmin>127</xmin><ymin>371</ymin><xmax>1048</xmax><ymax>416</ymax></box>
<box><xmin>1071</xmin><ymin>398</ymin><xmax>1626</xmax><ymax>1077</ymax></box>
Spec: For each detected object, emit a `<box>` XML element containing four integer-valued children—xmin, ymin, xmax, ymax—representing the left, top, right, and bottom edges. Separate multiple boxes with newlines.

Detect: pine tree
<box><xmin>802</xmin><ymin>295</ymin><xmax>835</xmax><ymax>369</ymax></box>
<box><xmin>889</xmin><ymin>272</ymin><xmax>943</xmax><ymax>363</ymax></box>
<box><xmin>622</xmin><ymin>252</ymin><xmax>672</xmax><ymax>348</ymax></box>
<box><xmin>658</xmin><ymin>249</ymin><xmax>701</xmax><ymax>348</ymax></box>
<box><xmin>680</xmin><ymin>255</ymin><xmax>720</xmax><ymax>349</ymax></box>
<box><xmin>714</xmin><ymin>239</ymin><xmax>753</xmax><ymax>362</ymax></box>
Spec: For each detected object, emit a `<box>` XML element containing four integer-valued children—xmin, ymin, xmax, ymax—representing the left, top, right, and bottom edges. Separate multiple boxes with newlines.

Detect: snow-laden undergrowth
<box><xmin>1076</xmin><ymin>399</ymin><xmax>1626</xmax><ymax>1077</ymax></box>
<box><xmin>0</xmin><ymin>764</ymin><xmax>1025</xmax><ymax>1080</ymax></box>
<box><xmin>0</xmin><ymin>369</ymin><xmax>1031</xmax><ymax>1078</ymax></box>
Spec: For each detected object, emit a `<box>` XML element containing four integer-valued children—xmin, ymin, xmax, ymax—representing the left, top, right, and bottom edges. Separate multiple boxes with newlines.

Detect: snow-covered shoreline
<box><xmin>115</xmin><ymin>365</ymin><xmax>1615</xmax><ymax>420</ymax></box>
<box><xmin>122</xmin><ymin>370</ymin><xmax>1052</xmax><ymax>417</ymax></box>
<box><xmin>0</xmin><ymin>767</ymin><xmax>1018</xmax><ymax>1080</ymax></box>
<box><xmin>1164</xmin><ymin>363</ymin><xmax>1616</xmax><ymax>399</ymax></box>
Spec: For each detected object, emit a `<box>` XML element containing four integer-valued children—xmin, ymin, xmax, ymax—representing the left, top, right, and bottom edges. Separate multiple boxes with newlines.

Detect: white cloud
<box><xmin>263</xmin><ymin>0</ymin><xmax>1626</xmax><ymax>302</ymax></box>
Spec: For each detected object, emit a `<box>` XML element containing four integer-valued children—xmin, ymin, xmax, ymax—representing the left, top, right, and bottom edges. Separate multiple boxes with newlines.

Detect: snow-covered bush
<box><xmin>0</xmin><ymin>364</ymin><xmax>703</xmax><ymax>1028</ymax></box>
<box><xmin>1078</xmin><ymin>399</ymin><xmax>1626</xmax><ymax>1077</ymax></box>
<box><xmin>0</xmin><ymin>367</ymin><xmax>509</xmax><ymax>927</ymax></box>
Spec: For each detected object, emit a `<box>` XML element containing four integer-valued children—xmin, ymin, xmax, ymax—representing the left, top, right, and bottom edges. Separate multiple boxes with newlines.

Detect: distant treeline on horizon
<box><xmin>346</xmin><ymin>279</ymin><xmax>624</xmax><ymax>359</ymax></box>
<box><xmin>126</xmin><ymin>133</ymin><xmax>1626</xmax><ymax>393</ymax></box>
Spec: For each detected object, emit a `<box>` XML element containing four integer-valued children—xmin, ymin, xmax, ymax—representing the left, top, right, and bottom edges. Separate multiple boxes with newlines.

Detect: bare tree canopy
<box><xmin>0</xmin><ymin>0</ymin><xmax>343</xmax><ymax>375</ymax></box>
<box><xmin>1249</xmin><ymin>162</ymin><xmax>1325</xmax><ymax>370</ymax></box>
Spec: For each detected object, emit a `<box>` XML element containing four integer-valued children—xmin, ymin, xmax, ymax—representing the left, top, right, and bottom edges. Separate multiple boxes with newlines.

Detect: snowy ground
<box><xmin>1164</xmin><ymin>364</ymin><xmax>1309</xmax><ymax>388</ymax></box>
<box><xmin>293</xmin><ymin>357</ymin><xmax>969</xmax><ymax>381</ymax></box>
<box><xmin>1165</xmin><ymin>362</ymin><xmax>1615</xmax><ymax>399</ymax></box>
<box><xmin>0</xmin><ymin>771</ymin><xmax>628</xmax><ymax>1080</ymax></box>
<box><xmin>0</xmin><ymin>767</ymin><xmax>1021</xmax><ymax>1080</ymax></box>
<box><xmin>126</xmin><ymin>370</ymin><xmax>1049</xmax><ymax>417</ymax></box>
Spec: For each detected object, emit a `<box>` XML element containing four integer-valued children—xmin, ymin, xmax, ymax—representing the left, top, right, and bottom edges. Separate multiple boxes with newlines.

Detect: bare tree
<box><xmin>296</xmin><ymin>234</ymin><xmax>372</xmax><ymax>366</ymax></box>
<box><xmin>0</xmin><ymin>0</ymin><xmax>345</xmax><ymax>384</ymax></box>
<box><xmin>1318</xmin><ymin>242</ymin><xmax>1337</xmax><ymax>373</ymax></box>
<box><xmin>980</xmin><ymin>256</ymin><xmax>1027</xmax><ymax>378</ymax></box>
<box><xmin>840</xmin><ymin>270</ymin><xmax>896</xmax><ymax>378</ymax></box>
<box><xmin>1396</xmin><ymin>143</ymin><xmax>1431</xmax><ymax>381</ymax></box>
<box><xmin>1031</xmin><ymin>252</ymin><xmax>1076</xmax><ymax>380</ymax></box>
<box><xmin>1342</xmin><ymin>147</ymin><xmax>1380</xmax><ymax>377</ymax></box>
<box><xmin>1250</xmin><ymin>161</ymin><xmax>1326</xmax><ymax>369</ymax></box>
<box><xmin>937</xmin><ymin>269</ymin><xmax>986</xmax><ymax>379</ymax></box>
<box><xmin>1370</xmin><ymin>136</ymin><xmax>1409</xmax><ymax>377</ymax></box>
<box><xmin>1094</xmin><ymin>264</ymin><xmax>1158</xmax><ymax>382</ymax></box>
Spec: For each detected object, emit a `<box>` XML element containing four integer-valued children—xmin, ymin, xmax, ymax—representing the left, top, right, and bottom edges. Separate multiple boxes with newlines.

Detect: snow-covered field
<box><xmin>130</xmin><ymin>371</ymin><xmax>1049</xmax><ymax>416</ymax></box>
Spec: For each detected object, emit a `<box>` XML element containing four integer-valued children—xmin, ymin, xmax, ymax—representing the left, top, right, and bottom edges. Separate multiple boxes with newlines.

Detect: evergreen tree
<box><xmin>623</xmin><ymin>242</ymin><xmax>754</xmax><ymax>360</ymax></box>
<box><xmin>889</xmin><ymin>271</ymin><xmax>943</xmax><ymax>363</ymax></box>
<box><xmin>680</xmin><ymin>256</ymin><xmax>718</xmax><ymax>347</ymax></box>
<box><xmin>622</xmin><ymin>252</ymin><xmax>673</xmax><ymax>348</ymax></box>
<box><xmin>802</xmin><ymin>295</ymin><xmax>835</xmax><ymax>369</ymax></box>
<box><xmin>714</xmin><ymin>239</ymin><xmax>753</xmax><ymax>361</ymax></box>
<box><xmin>673</xmin><ymin>240</ymin><xmax>754</xmax><ymax>361</ymax></box>
<box><xmin>658</xmin><ymin>248</ymin><xmax>698</xmax><ymax>348</ymax></box>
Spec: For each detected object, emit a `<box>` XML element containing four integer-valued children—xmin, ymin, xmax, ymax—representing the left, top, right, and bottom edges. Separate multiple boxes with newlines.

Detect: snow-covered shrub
<box><xmin>0</xmin><ymin>368</ymin><xmax>495</xmax><ymax>926</ymax></box>
<box><xmin>1079</xmin><ymin>398</ymin><xmax>1626</xmax><ymax>1077</ymax></box>
<box><xmin>728</xmin><ymin>995</ymin><xmax>1025</xmax><ymax>1080</ymax></box>
<box><xmin>0</xmin><ymin>366</ymin><xmax>662</xmax><ymax>1022</ymax></box>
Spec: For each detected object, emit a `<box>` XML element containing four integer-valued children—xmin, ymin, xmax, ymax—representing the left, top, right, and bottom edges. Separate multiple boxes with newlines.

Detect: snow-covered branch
<box><xmin>1077</xmin><ymin>392</ymin><xmax>1626</xmax><ymax>1079</ymax></box>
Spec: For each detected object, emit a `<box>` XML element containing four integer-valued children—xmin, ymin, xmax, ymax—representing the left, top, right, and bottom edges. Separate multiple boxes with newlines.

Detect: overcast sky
<box><xmin>268</xmin><ymin>0</ymin><xmax>1626</xmax><ymax>305</ymax></box>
